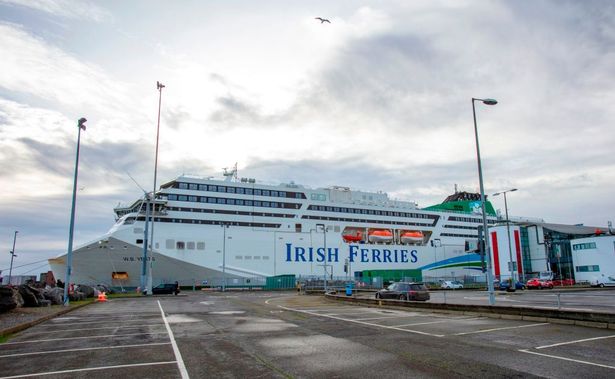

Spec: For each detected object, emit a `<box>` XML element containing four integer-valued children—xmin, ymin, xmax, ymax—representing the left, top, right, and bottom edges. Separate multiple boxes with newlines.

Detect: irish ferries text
<box><xmin>285</xmin><ymin>244</ymin><xmax>418</xmax><ymax>263</ymax></box>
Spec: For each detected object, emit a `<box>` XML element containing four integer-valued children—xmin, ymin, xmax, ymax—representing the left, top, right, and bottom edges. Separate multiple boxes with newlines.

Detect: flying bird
<box><xmin>315</xmin><ymin>17</ymin><xmax>330</xmax><ymax>24</ymax></box>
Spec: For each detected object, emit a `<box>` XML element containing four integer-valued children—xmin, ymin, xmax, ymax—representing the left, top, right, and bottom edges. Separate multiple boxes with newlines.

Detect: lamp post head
<box><xmin>482</xmin><ymin>98</ymin><xmax>498</xmax><ymax>105</ymax></box>
<box><xmin>78</xmin><ymin>117</ymin><xmax>87</xmax><ymax>130</ymax></box>
<box><xmin>509</xmin><ymin>188</ymin><xmax>518</xmax><ymax>192</ymax></box>
<box><xmin>157</xmin><ymin>81</ymin><xmax>165</xmax><ymax>90</ymax></box>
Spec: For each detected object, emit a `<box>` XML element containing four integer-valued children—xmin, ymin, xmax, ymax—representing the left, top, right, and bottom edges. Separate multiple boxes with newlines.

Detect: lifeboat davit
<box><xmin>368</xmin><ymin>229</ymin><xmax>393</xmax><ymax>243</ymax></box>
<box><xmin>401</xmin><ymin>231</ymin><xmax>424</xmax><ymax>244</ymax></box>
<box><xmin>342</xmin><ymin>231</ymin><xmax>363</xmax><ymax>243</ymax></box>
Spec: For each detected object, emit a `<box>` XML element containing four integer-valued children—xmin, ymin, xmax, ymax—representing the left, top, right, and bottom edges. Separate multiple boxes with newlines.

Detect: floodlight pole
<box><xmin>146</xmin><ymin>81</ymin><xmax>165</xmax><ymax>295</ymax></box>
<box><xmin>493</xmin><ymin>188</ymin><xmax>518</xmax><ymax>290</ymax></box>
<box><xmin>8</xmin><ymin>231</ymin><xmax>18</xmax><ymax>285</ymax></box>
<box><xmin>316</xmin><ymin>224</ymin><xmax>327</xmax><ymax>292</ymax></box>
<box><xmin>472</xmin><ymin>98</ymin><xmax>497</xmax><ymax>306</ymax></box>
<box><xmin>64</xmin><ymin>117</ymin><xmax>87</xmax><ymax>306</ymax></box>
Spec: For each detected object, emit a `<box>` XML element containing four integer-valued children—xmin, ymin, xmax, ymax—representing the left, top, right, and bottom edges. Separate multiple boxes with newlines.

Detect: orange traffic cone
<box><xmin>97</xmin><ymin>292</ymin><xmax>108</xmax><ymax>302</ymax></box>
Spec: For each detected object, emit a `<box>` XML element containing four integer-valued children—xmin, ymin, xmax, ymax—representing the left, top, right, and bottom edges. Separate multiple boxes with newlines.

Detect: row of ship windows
<box><xmin>235</xmin><ymin>255</ymin><xmax>270</xmax><ymax>260</ymax></box>
<box><xmin>440</xmin><ymin>232</ymin><xmax>480</xmax><ymax>239</ymax></box>
<box><xmin>165</xmin><ymin>206</ymin><xmax>296</xmax><ymax>219</ymax></box>
<box><xmin>166</xmin><ymin>194</ymin><xmax>301</xmax><ymax>209</ymax></box>
<box><xmin>448</xmin><ymin>216</ymin><xmax>495</xmax><ymax>224</ymax></box>
<box><xmin>443</xmin><ymin>224</ymin><xmax>478</xmax><ymax>230</ymax></box>
<box><xmin>174</xmin><ymin>182</ymin><xmax>307</xmax><ymax>199</ymax></box>
<box><xmin>307</xmin><ymin>205</ymin><xmax>438</xmax><ymax>220</ymax></box>
<box><xmin>134</xmin><ymin>216</ymin><xmax>280</xmax><ymax>228</ymax></box>
<box><xmin>301</xmin><ymin>215</ymin><xmax>434</xmax><ymax>227</ymax></box>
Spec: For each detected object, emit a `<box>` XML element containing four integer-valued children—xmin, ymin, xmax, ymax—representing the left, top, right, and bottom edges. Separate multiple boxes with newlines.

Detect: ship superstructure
<box><xmin>49</xmin><ymin>170</ymin><xmax>496</xmax><ymax>287</ymax></box>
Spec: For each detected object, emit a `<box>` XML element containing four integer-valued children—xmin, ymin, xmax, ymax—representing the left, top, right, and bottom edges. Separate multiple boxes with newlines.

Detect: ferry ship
<box><xmin>49</xmin><ymin>168</ymin><xmax>497</xmax><ymax>288</ymax></box>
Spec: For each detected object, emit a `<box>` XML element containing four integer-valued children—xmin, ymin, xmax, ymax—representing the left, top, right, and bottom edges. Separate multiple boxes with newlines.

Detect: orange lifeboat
<box><xmin>342</xmin><ymin>230</ymin><xmax>363</xmax><ymax>243</ymax></box>
<box><xmin>368</xmin><ymin>229</ymin><xmax>393</xmax><ymax>243</ymax></box>
<box><xmin>401</xmin><ymin>231</ymin><xmax>423</xmax><ymax>244</ymax></box>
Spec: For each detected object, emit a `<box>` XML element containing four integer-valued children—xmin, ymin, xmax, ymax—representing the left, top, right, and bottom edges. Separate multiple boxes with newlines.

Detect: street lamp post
<box><xmin>221</xmin><ymin>223</ymin><xmax>230</xmax><ymax>291</ymax></box>
<box><xmin>316</xmin><ymin>223</ymin><xmax>328</xmax><ymax>292</ymax></box>
<box><xmin>64</xmin><ymin>117</ymin><xmax>87</xmax><ymax>306</ymax></box>
<box><xmin>472</xmin><ymin>98</ymin><xmax>497</xmax><ymax>306</ymax></box>
<box><xmin>8</xmin><ymin>231</ymin><xmax>18</xmax><ymax>285</ymax></box>
<box><xmin>493</xmin><ymin>188</ymin><xmax>518</xmax><ymax>291</ymax></box>
<box><xmin>145</xmin><ymin>81</ymin><xmax>165</xmax><ymax>296</ymax></box>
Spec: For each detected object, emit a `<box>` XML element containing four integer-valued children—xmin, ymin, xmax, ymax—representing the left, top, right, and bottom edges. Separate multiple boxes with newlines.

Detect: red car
<box><xmin>552</xmin><ymin>278</ymin><xmax>575</xmax><ymax>286</ymax></box>
<box><xmin>526</xmin><ymin>278</ymin><xmax>554</xmax><ymax>289</ymax></box>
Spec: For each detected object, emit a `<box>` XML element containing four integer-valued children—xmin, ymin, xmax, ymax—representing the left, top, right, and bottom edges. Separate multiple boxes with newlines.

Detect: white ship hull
<box><xmin>50</xmin><ymin>174</ymin><xmax>491</xmax><ymax>287</ymax></box>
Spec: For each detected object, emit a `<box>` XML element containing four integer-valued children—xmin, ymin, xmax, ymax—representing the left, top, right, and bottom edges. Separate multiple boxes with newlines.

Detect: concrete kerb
<box><xmin>324</xmin><ymin>293</ymin><xmax>615</xmax><ymax>330</ymax></box>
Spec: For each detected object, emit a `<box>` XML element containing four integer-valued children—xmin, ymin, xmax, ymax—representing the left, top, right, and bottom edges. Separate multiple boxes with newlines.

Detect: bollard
<box><xmin>443</xmin><ymin>291</ymin><xmax>447</xmax><ymax>304</ymax></box>
<box><xmin>557</xmin><ymin>293</ymin><xmax>561</xmax><ymax>309</ymax></box>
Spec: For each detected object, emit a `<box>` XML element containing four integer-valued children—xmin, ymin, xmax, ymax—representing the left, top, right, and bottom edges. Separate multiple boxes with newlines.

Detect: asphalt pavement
<box><xmin>1</xmin><ymin>290</ymin><xmax>614</xmax><ymax>378</ymax></box>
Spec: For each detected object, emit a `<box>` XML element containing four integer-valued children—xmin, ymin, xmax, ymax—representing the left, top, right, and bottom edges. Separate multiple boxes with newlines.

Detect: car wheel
<box><xmin>375</xmin><ymin>293</ymin><xmax>381</xmax><ymax>299</ymax></box>
<box><xmin>399</xmin><ymin>294</ymin><xmax>406</xmax><ymax>301</ymax></box>
<box><xmin>522</xmin><ymin>286</ymin><xmax>526</xmax><ymax>290</ymax></box>
<box><xmin>599</xmin><ymin>283</ymin><xmax>605</xmax><ymax>288</ymax></box>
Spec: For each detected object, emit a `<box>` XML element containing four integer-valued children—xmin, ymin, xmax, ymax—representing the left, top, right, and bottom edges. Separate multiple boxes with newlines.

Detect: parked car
<box><xmin>590</xmin><ymin>275</ymin><xmax>615</xmax><ymax>287</ymax></box>
<box><xmin>495</xmin><ymin>280</ymin><xmax>526</xmax><ymax>291</ymax></box>
<box><xmin>375</xmin><ymin>282</ymin><xmax>430</xmax><ymax>301</ymax></box>
<box><xmin>441</xmin><ymin>280</ymin><xmax>464</xmax><ymax>289</ymax></box>
<box><xmin>152</xmin><ymin>283</ymin><xmax>180</xmax><ymax>295</ymax></box>
<box><xmin>526</xmin><ymin>278</ymin><xmax>553</xmax><ymax>289</ymax></box>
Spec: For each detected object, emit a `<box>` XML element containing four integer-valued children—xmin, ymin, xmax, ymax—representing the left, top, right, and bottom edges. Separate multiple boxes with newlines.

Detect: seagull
<box><xmin>315</xmin><ymin>17</ymin><xmax>331</xmax><ymax>24</ymax></box>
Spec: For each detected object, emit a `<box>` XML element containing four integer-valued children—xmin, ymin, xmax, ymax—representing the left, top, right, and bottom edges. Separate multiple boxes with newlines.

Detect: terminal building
<box><xmin>488</xmin><ymin>219</ymin><xmax>613</xmax><ymax>283</ymax></box>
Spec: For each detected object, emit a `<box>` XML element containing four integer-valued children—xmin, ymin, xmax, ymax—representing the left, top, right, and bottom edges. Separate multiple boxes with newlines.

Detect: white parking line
<box><xmin>0</xmin><ymin>361</ymin><xmax>177</xmax><ymax>379</ymax></box>
<box><xmin>392</xmin><ymin>317</ymin><xmax>483</xmax><ymax>328</ymax></box>
<box><xmin>157</xmin><ymin>300</ymin><xmax>190</xmax><ymax>379</ymax></box>
<box><xmin>354</xmin><ymin>315</ymin><xmax>418</xmax><ymax>321</ymax></box>
<box><xmin>277</xmin><ymin>304</ymin><xmax>445</xmax><ymax>337</ymax></box>
<box><xmin>535</xmin><ymin>334</ymin><xmax>615</xmax><ymax>349</ymax></box>
<box><xmin>519</xmin><ymin>349</ymin><xmax>615</xmax><ymax>370</ymax></box>
<box><xmin>25</xmin><ymin>324</ymin><xmax>165</xmax><ymax>334</ymax></box>
<box><xmin>453</xmin><ymin>323</ymin><xmax>549</xmax><ymax>336</ymax></box>
<box><xmin>1</xmin><ymin>332</ymin><xmax>169</xmax><ymax>345</ymax></box>
<box><xmin>0</xmin><ymin>342</ymin><xmax>172</xmax><ymax>358</ymax></box>
<box><xmin>48</xmin><ymin>318</ymin><xmax>163</xmax><ymax>325</ymax></box>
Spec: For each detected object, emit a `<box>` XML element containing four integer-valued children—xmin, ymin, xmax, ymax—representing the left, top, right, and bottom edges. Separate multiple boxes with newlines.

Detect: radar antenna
<box><xmin>222</xmin><ymin>162</ymin><xmax>238</xmax><ymax>182</ymax></box>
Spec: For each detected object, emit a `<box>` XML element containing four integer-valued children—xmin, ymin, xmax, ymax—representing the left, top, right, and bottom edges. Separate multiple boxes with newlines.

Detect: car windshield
<box><xmin>452</xmin><ymin>281</ymin><xmax>462</xmax><ymax>285</ymax></box>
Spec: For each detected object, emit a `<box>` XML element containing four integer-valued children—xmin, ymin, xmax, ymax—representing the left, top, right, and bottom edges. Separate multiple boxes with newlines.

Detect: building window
<box><xmin>572</xmin><ymin>242</ymin><xmax>597</xmax><ymax>251</ymax></box>
<box><xmin>576</xmin><ymin>265</ymin><xmax>600</xmax><ymax>272</ymax></box>
<box><xmin>189</xmin><ymin>183</ymin><xmax>198</xmax><ymax>190</ymax></box>
<box><xmin>208</xmin><ymin>185</ymin><xmax>217</xmax><ymax>191</ymax></box>
<box><xmin>168</xmin><ymin>194</ymin><xmax>177</xmax><ymax>201</ymax></box>
<box><xmin>197</xmin><ymin>242</ymin><xmax>205</xmax><ymax>250</ymax></box>
<box><xmin>178</xmin><ymin>195</ymin><xmax>187</xmax><ymax>201</ymax></box>
<box><xmin>187</xmin><ymin>242</ymin><xmax>195</xmax><ymax>250</ymax></box>
<box><xmin>254</xmin><ymin>189</ymin><xmax>262</xmax><ymax>196</ymax></box>
<box><xmin>236</xmin><ymin>188</ymin><xmax>244</xmax><ymax>194</ymax></box>
<box><xmin>178</xmin><ymin>183</ymin><xmax>188</xmax><ymax>189</ymax></box>
<box><xmin>227</xmin><ymin>187</ymin><xmax>235</xmax><ymax>193</ymax></box>
<box><xmin>177</xmin><ymin>241</ymin><xmax>185</xmax><ymax>250</ymax></box>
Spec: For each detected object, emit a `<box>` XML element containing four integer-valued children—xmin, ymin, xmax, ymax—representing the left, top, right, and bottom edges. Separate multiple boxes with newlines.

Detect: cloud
<box><xmin>0</xmin><ymin>0</ymin><xmax>111</xmax><ymax>22</ymax></box>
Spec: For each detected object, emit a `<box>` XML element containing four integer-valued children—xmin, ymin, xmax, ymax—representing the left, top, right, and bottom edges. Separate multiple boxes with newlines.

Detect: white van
<box><xmin>590</xmin><ymin>274</ymin><xmax>615</xmax><ymax>287</ymax></box>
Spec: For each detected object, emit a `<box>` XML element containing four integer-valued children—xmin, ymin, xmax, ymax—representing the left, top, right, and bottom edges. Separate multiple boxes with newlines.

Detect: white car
<box><xmin>441</xmin><ymin>280</ymin><xmax>463</xmax><ymax>289</ymax></box>
<box><xmin>590</xmin><ymin>274</ymin><xmax>615</xmax><ymax>287</ymax></box>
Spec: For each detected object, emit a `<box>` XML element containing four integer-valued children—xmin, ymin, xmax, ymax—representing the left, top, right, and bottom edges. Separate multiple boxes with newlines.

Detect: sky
<box><xmin>1</xmin><ymin>0</ymin><xmax>614</xmax><ymax>276</ymax></box>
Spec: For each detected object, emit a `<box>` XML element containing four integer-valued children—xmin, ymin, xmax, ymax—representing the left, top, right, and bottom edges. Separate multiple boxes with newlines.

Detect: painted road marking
<box><xmin>1</xmin><ymin>332</ymin><xmax>168</xmax><ymax>345</ymax></box>
<box><xmin>453</xmin><ymin>323</ymin><xmax>549</xmax><ymax>336</ymax></box>
<box><xmin>535</xmin><ymin>334</ymin><xmax>615</xmax><ymax>349</ymax></box>
<box><xmin>0</xmin><ymin>342</ymin><xmax>171</xmax><ymax>358</ymax></box>
<box><xmin>24</xmin><ymin>324</ymin><xmax>165</xmax><ymax>334</ymax></box>
<box><xmin>48</xmin><ymin>318</ymin><xmax>164</xmax><ymax>325</ymax></box>
<box><xmin>0</xmin><ymin>361</ymin><xmax>177</xmax><ymax>379</ymax></box>
<box><xmin>157</xmin><ymin>300</ymin><xmax>190</xmax><ymax>379</ymax></box>
<box><xmin>354</xmin><ymin>315</ymin><xmax>418</xmax><ymax>321</ymax></box>
<box><xmin>519</xmin><ymin>349</ymin><xmax>615</xmax><ymax>370</ymax></box>
<box><xmin>276</xmin><ymin>304</ymin><xmax>445</xmax><ymax>337</ymax></box>
<box><xmin>391</xmin><ymin>317</ymin><xmax>483</xmax><ymax>328</ymax></box>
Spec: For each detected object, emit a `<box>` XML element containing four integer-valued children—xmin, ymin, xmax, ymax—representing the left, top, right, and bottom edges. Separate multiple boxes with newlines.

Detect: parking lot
<box><xmin>1</xmin><ymin>292</ymin><xmax>614</xmax><ymax>378</ymax></box>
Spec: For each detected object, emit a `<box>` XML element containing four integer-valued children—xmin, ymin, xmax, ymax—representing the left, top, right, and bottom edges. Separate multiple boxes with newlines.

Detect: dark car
<box><xmin>375</xmin><ymin>282</ymin><xmax>430</xmax><ymax>301</ymax></box>
<box><xmin>495</xmin><ymin>280</ymin><xmax>526</xmax><ymax>291</ymax></box>
<box><xmin>152</xmin><ymin>283</ymin><xmax>180</xmax><ymax>295</ymax></box>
